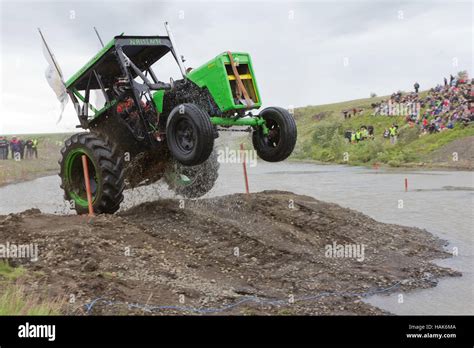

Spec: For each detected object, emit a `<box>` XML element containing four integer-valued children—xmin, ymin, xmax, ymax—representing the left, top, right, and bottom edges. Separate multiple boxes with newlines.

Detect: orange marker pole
<box><xmin>81</xmin><ymin>155</ymin><xmax>95</xmax><ymax>216</ymax></box>
<box><xmin>240</xmin><ymin>143</ymin><xmax>250</xmax><ymax>194</ymax></box>
<box><xmin>405</xmin><ymin>178</ymin><xmax>408</xmax><ymax>192</ymax></box>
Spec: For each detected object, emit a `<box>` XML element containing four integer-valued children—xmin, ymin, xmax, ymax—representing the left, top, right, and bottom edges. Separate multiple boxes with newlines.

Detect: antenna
<box><xmin>93</xmin><ymin>26</ymin><xmax>105</xmax><ymax>48</ymax></box>
<box><xmin>164</xmin><ymin>22</ymin><xmax>187</xmax><ymax>78</ymax></box>
<box><xmin>37</xmin><ymin>28</ymin><xmax>64</xmax><ymax>80</ymax></box>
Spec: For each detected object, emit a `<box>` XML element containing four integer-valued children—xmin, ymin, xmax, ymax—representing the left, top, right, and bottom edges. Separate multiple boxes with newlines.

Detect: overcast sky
<box><xmin>0</xmin><ymin>0</ymin><xmax>472</xmax><ymax>134</ymax></box>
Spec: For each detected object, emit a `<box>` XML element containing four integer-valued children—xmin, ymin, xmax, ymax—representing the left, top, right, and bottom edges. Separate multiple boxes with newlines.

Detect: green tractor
<box><xmin>42</xmin><ymin>23</ymin><xmax>297</xmax><ymax>214</ymax></box>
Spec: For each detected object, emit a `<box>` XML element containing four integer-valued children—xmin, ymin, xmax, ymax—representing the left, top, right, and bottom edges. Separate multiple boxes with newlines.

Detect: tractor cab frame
<box><xmin>65</xmin><ymin>34</ymin><xmax>178</xmax><ymax>146</ymax></box>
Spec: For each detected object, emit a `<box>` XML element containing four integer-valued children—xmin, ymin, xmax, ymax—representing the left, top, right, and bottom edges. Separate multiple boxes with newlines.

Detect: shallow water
<box><xmin>0</xmin><ymin>161</ymin><xmax>473</xmax><ymax>315</ymax></box>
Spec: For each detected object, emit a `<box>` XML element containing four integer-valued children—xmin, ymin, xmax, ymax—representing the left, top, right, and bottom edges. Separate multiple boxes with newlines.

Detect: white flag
<box><xmin>42</xmin><ymin>42</ymin><xmax>68</xmax><ymax>123</ymax></box>
<box><xmin>93</xmin><ymin>89</ymin><xmax>106</xmax><ymax>109</ymax></box>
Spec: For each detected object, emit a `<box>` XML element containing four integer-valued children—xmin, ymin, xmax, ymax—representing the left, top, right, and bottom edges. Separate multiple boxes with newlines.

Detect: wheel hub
<box><xmin>176</xmin><ymin>120</ymin><xmax>195</xmax><ymax>152</ymax></box>
<box><xmin>266</xmin><ymin>121</ymin><xmax>281</xmax><ymax>148</ymax></box>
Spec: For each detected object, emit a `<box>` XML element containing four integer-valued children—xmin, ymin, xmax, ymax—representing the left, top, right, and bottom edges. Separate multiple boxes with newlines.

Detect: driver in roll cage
<box><xmin>113</xmin><ymin>79</ymin><xmax>160</xmax><ymax>140</ymax></box>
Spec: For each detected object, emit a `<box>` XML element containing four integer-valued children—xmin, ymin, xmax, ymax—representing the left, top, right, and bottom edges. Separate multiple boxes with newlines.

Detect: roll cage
<box><xmin>66</xmin><ymin>35</ymin><xmax>180</xmax><ymax>143</ymax></box>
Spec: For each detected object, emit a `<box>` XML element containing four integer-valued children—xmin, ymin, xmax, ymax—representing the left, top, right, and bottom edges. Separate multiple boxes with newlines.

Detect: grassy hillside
<box><xmin>292</xmin><ymin>93</ymin><xmax>474</xmax><ymax>168</ymax></box>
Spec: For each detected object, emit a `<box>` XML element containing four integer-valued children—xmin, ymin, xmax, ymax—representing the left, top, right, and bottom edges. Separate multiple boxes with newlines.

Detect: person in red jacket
<box><xmin>10</xmin><ymin>136</ymin><xmax>21</xmax><ymax>160</ymax></box>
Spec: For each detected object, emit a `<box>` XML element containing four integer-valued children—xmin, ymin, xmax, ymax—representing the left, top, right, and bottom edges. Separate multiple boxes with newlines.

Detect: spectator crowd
<box><xmin>0</xmin><ymin>136</ymin><xmax>39</xmax><ymax>160</ymax></box>
<box><xmin>344</xmin><ymin>125</ymin><xmax>374</xmax><ymax>143</ymax></box>
<box><xmin>371</xmin><ymin>72</ymin><xmax>473</xmax><ymax>135</ymax></box>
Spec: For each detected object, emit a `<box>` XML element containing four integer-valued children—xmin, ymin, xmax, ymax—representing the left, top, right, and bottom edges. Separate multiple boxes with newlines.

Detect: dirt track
<box><xmin>0</xmin><ymin>191</ymin><xmax>459</xmax><ymax>315</ymax></box>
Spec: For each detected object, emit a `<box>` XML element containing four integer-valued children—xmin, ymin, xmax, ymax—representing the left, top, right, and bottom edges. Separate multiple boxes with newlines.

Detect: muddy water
<box><xmin>0</xmin><ymin>161</ymin><xmax>472</xmax><ymax>315</ymax></box>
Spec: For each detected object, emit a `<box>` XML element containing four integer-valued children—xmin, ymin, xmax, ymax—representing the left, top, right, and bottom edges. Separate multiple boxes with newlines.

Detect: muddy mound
<box><xmin>426</xmin><ymin>135</ymin><xmax>474</xmax><ymax>170</ymax></box>
<box><xmin>0</xmin><ymin>191</ymin><xmax>459</xmax><ymax>315</ymax></box>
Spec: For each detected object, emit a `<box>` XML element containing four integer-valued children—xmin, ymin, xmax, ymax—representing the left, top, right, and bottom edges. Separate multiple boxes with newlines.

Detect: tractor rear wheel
<box><xmin>59</xmin><ymin>132</ymin><xmax>124</xmax><ymax>215</ymax></box>
<box><xmin>164</xmin><ymin>149</ymin><xmax>219</xmax><ymax>198</ymax></box>
<box><xmin>252</xmin><ymin>107</ymin><xmax>297</xmax><ymax>162</ymax></box>
<box><xmin>166</xmin><ymin>103</ymin><xmax>214</xmax><ymax>166</ymax></box>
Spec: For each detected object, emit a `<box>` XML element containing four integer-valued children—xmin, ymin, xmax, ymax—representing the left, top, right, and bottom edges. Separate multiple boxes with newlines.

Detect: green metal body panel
<box><xmin>65</xmin><ymin>39</ymin><xmax>116</xmax><ymax>88</ymax></box>
<box><xmin>186</xmin><ymin>52</ymin><xmax>262</xmax><ymax>112</ymax></box>
<box><xmin>210</xmin><ymin>116</ymin><xmax>269</xmax><ymax>135</ymax></box>
<box><xmin>152</xmin><ymin>90</ymin><xmax>165</xmax><ymax>113</ymax></box>
<box><xmin>210</xmin><ymin>116</ymin><xmax>261</xmax><ymax>126</ymax></box>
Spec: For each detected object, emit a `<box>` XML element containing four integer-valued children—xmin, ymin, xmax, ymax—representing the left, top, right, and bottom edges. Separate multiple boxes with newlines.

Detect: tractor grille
<box><xmin>225</xmin><ymin>63</ymin><xmax>259</xmax><ymax>105</ymax></box>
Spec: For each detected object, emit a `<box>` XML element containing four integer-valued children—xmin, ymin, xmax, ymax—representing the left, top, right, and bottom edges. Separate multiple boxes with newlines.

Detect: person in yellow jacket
<box><xmin>360</xmin><ymin>126</ymin><xmax>369</xmax><ymax>140</ymax></box>
<box><xmin>389</xmin><ymin>124</ymin><xmax>398</xmax><ymax>144</ymax></box>
<box><xmin>355</xmin><ymin>130</ymin><xmax>362</xmax><ymax>142</ymax></box>
<box><xmin>31</xmin><ymin>138</ymin><xmax>38</xmax><ymax>158</ymax></box>
<box><xmin>350</xmin><ymin>132</ymin><xmax>356</xmax><ymax>143</ymax></box>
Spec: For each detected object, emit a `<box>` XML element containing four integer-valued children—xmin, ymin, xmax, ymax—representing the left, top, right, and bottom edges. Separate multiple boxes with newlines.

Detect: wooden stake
<box><xmin>81</xmin><ymin>155</ymin><xmax>95</xmax><ymax>216</ymax></box>
<box><xmin>240</xmin><ymin>143</ymin><xmax>250</xmax><ymax>194</ymax></box>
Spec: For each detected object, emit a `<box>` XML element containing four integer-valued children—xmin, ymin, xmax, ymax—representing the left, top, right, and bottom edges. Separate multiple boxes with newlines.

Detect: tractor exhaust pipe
<box><xmin>164</xmin><ymin>22</ymin><xmax>187</xmax><ymax>78</ymax></box>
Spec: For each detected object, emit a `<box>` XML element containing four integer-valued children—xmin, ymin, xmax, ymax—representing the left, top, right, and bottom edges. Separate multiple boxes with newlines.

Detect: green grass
<box><xmin>291</xmin><ymin>91</ymin><xmax>474</xmax><ymax>167</ymax></box>
<box><xmin>406</xmin><ymin>125</ymin><xmax>474</xmax><ymax>155</ymax></box>
<box><xmin>0</xmin><ymin>261</ymin><xmax>62</xmax><ymax>315</ymax></box>
<box><xmin>0</xmin><ymin>261</ymin><xmax>26</xmax><ymax>280</ymax></box>
<box><xmin>0</xmin><ymin>284</ymin><xmax>62</xmax><ymax>315</ymax></box>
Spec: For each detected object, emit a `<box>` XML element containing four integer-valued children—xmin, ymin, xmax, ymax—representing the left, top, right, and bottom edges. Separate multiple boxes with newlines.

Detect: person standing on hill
<box><xmin>389</xmin><ymin>124</ymin><xmax>398</xmax><ymax>144</ymax></box>
<box><xmin>19</xmin><ymin>138</ymin><xmax>26</xmax><ymax>159</ymax></box>
<box><xmin>32</xmin><ymin>138</ymin><xmax>38</xmax><ymax>159</ymax></box>
<box><xmin>25</xmin><ymin>139</ymin><xmax>34</xmax><ymax>159</ymax></box>
<box><xmin>367</xmin><ymin>125</ymin><xmax>374</xmax><ymax>138</ymax></box>
<box><xmin>350</xmin><ymin>132</ymin><xmax>356</xmax><ymax>143</ymax></box>
<box><xmin>0</xmin><ymin>136</ymin><xmax>9</xmax><ymax>160</ymax></box>
<box><xmin>414</xmin><ymin>82</ymin><xmax>420</xmax><ymax>93</ymax></box>
<box><xmin>355</xmin><ymin>129</ymin><xmax>362</xmax><ymax>142</ymax></box>
<box><xmin>10</xmin><ymin>136</ymin><xmax>21</xmax><ymax>160</ymax></box>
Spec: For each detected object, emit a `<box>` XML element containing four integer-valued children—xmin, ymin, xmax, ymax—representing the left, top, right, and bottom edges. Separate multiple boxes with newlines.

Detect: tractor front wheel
<box><xmin>252</xmin><ymin>107</ymin><xmax>297</xmax><ymax>162</ymax></box>
<box><xmin>59</xmin><ymin>132</ymin><xmax>125</xmax><ymax>215</ymax></box>
<box><xmin>166</xmin><ymin>103</ymin><xmax>214</xmax><ymax>166</ymax></box>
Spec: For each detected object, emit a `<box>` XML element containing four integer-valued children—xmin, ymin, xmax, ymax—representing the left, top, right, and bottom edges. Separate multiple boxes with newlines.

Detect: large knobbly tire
<box><xmin>164</xmin><ymin>150</ymin><xmax>219</xmax><ymax>198</ymax></box>
<box><xmin>166</xmin><ymin>103</ymin><xmax>214</xmax><ymax>166</ymax></box>
<box><xmin>59</xmin><ymin>132</ymin><xmax>125</xmax><ymax>215</ymax></box>
<box><xmin>252</xmin><ymin>107</ymin><xmax>297</xmax><ymax>162</ymax></box>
